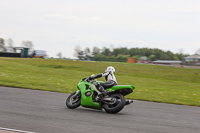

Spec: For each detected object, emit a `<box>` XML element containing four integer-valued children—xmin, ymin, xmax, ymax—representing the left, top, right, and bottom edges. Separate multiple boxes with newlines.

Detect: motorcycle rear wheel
<box><xmin>66</xmin><ymin>92</ymin><xmax>81</xmax><ymax>109</ymax></box>
<box><xmin>104</xmin><ymin>93</ymin><xmax>126</xmax><ymax>114</ymax></box>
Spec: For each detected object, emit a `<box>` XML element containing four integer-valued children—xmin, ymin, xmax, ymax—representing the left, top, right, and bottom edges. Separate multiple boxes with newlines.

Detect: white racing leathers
<box><xmin>93</xmin><ymin>71</ymin><xmax>118</xmax><ymax>89</ymax></box>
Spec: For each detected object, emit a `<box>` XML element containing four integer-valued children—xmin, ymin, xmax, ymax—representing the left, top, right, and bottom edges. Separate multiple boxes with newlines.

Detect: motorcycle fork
<box><xmin>73</xmin><ymin>91</ymin><xmax>81</xmax><ymax>99</ymax></box>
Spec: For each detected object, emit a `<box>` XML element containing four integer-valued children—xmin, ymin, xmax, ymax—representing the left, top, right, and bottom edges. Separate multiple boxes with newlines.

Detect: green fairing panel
<box><xmin>93</xmin><ymin>80</ymin><xmax>135</xmax><ymax>96</ymax></box>
<box><xmin>107</xmin><ymin>85</ymin><xmax>135</xmax><ymax>96</ymax></box>
<box><xmin>77</xmin><ymin>81</ymin><xmax>101</xmax><ymax>110</ymax></box>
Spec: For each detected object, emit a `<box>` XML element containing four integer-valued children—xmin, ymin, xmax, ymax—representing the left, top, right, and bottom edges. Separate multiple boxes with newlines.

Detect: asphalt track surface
<box><xmin>0</xmin><ymin>87</ymin><xmax>200</xmax><ymax>133</ymax></box>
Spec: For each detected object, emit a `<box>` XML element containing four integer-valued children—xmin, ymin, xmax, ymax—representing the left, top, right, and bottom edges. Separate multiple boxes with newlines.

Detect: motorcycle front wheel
<box><xmin>104</xmin><ymin>93</ymin><xmax>126</xmax><ymax>114</ymax></box>
<box><xmin>66</xmin><ymin>92</ymin><xmax>81</xmax><ymax>109</ymax></box>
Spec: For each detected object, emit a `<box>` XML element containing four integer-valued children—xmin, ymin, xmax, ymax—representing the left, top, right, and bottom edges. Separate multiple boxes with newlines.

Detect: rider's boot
<box><xmin>98</xmin><ymin>86</ymin><xmax>110</xmax><ymax>96</ymax></box>
<box><xmin>96</xmin><ymin>91</ymin><xmax>111</xmax><ymax>101</ymax></box>
<box><xmin>95</xmin><ymin>84</ymin><xmax>111</xmax><ymax>101</ymax></box>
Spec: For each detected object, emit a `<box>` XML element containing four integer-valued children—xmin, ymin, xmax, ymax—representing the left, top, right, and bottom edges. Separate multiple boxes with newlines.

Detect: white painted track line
<box><xmin>0</xmin><ymin>127</ymin><xmax>35</xmax><ymax>133</ymax></box>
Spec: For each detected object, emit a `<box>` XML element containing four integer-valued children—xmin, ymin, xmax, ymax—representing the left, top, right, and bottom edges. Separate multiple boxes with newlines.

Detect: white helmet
<box><xmin>105</xmin><ymin>66</ymin><xmax>115</xmax><ymax>73</ymax></box>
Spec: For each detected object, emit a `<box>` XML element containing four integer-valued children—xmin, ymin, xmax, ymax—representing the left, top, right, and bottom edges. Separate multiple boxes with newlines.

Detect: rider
<box><xmin>88</xmin><ymin>66</ymin><xmax>118</xmax><ymax>95</ymax></box>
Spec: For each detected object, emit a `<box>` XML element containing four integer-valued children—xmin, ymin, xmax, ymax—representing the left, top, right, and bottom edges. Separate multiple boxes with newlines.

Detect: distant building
<box><xmin>0</xmin><ymin>47</ymin><xmax>29</xmax><ymax>58</ymax></box>
<box><xmin>152</xmin><ymin>60</ymin><xmax>182</xmax><ymax>65</ymax></box>
<box><xmin>137</xmin><ymin>56</ymin><xmax>148</xmax><ymax>63</ymax></box>
<box><xmin>184</xmin><ymin>54</ymin><xmax>200</xmax><ymax>66</ymax></box>
<box><xmin>127</xmin><ymin>57</ymin><xmax>135</xmax><ymax>63</ymax></box>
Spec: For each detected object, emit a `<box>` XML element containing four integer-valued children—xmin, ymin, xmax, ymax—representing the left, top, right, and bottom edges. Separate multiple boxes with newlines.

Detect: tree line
<box><xmin>74</xmin><ymin>45</ymin><xmax>189</xmax><ymax>62</ymax></box>
<box><xmin>0</xmin><ymin>38</ymin><xmax>34</xmax><ymax>52</ymax></box>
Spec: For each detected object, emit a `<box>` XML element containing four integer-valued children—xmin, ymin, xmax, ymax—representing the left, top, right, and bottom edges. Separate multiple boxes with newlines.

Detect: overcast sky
<box><xmin>1</xmin><ymin>0</ymin><xmax>200</xmax><ymax>58</ymax></box>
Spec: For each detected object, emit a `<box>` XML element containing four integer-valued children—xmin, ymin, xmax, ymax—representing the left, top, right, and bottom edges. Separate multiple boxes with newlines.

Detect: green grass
<box><xmin>0</xmin><ymin>57</ymin><xmax>200</xmax><ymax>106</ymax></box>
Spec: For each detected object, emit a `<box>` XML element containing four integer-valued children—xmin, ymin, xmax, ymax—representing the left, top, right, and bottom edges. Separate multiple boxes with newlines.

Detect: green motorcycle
<box><xmin>66</xmin><ymin>76</ymin><xmax>135</xmax><ymax>114</ymax></box>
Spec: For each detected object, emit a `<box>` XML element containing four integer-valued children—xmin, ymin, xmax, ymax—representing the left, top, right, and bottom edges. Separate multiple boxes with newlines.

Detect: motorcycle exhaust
<box><xmin>125</xmin><ymin>100</ymin><xmax>133</xmax><ymax>105</ymax></box>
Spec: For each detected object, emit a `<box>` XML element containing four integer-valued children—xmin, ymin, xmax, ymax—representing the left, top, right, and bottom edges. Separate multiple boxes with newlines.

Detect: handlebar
<box><xmin>84</xmin><ymin>77</ymin><xmax>96</xmax><ymax>83</ymax></box>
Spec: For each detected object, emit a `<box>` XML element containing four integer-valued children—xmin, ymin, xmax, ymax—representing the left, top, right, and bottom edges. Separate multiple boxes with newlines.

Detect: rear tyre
<box><xmin>66</xmin><ymin>92</ymin><xmax>81</xmax><ymax>109</ymax></box>
<box><xmin>104</xmin><ymin>94</ymin><xmax>126</xmax><ymax>114</ymax></box>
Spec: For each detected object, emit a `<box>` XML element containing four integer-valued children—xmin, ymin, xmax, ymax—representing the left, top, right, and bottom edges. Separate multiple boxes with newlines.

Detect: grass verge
<box><xmin>0</xmin><ymin>57</ymin><xmax>200</xmax><ymax>106</ymax></box>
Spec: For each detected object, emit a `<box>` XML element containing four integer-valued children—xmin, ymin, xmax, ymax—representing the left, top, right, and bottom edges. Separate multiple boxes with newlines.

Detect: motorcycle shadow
<box><xmin>65</xmin><ymin>107</ymin><xmax>128</xmax><ymax>115</ymax></box>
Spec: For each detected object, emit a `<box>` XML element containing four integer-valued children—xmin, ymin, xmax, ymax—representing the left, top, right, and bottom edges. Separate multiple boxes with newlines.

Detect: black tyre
<box><xmin>104</xmin><ymin>94</ymin><xmax>126</xmax><ymax>114</ymax></box>
<box><xmin>66</xmin><ymin>92</ymin><xmax>81</xmax><ymax>109</ymax></box>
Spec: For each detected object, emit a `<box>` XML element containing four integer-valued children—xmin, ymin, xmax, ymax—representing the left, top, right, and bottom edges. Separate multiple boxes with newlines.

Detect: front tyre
<box><xmin>104</xmin><ymin>94</ymin><xmax>126</xmax><ymax>114</ymax></box>
<box><xmin>66</xmin><ymin>92</ymin><xmax>81</xmax><ymax>109</ymax></box>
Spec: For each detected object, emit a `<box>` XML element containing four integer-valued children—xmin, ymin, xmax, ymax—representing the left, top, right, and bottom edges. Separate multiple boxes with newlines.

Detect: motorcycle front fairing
<box><xmin>77</xmin><ymin>79</ymin><xmax>102</xmax><ymax>110</ymax></box>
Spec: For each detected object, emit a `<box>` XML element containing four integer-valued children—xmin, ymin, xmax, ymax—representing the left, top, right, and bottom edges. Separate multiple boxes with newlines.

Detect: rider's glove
<box><xmin>88</xmin><ymin>76</ymin><xmax>94</xmax><ymax>80</ymax></box>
